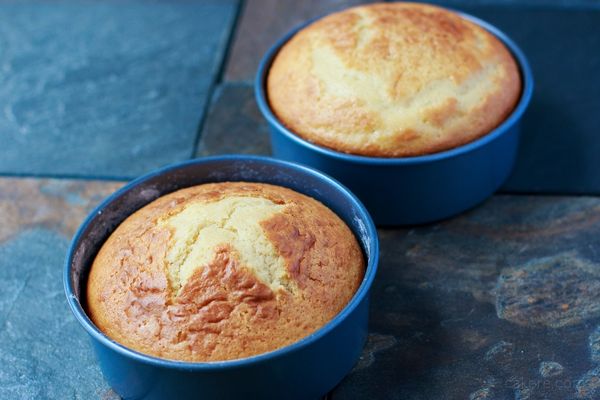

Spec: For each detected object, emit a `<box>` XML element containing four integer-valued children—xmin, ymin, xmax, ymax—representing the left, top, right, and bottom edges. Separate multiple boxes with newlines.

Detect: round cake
<box><xmin>267</xmin><ymin>2</ymin><xmax>521</xmax><ymax>157</ymax></box>
<box><xmin>87</xmin><ymin>182</ymin><xmax>365</xmax><ymax>362</ymax></box>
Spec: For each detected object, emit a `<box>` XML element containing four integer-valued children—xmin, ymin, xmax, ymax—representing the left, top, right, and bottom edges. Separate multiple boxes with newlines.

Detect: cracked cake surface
<box><xmin>86</xmin><ymin>182</ymin><xmax>365</xmax><ymax>362</ymax></box>
<box><xmin>267</xmin><ymin>2</ymin><xmax>521</xmax><ymax>157</ymax></box>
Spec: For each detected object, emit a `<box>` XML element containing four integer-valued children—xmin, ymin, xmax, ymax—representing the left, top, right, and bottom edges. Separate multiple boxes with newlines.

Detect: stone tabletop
<box><xmin>1</xmin><ymin>1</ymin><xmax>600</xmax><ymax>399</ymax></box>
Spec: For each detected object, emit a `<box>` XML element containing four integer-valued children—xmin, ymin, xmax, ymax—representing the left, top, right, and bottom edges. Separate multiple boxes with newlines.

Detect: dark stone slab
<box><xmin>0</xmin><ymin>1</ymin><xmax>238</xmax><ymax>179</ymax></box>
<box><xmin>496</xmin><ymin>253</ymin><xmax>600</xmax><ymax>328</ymax></box>
<box><xmin>196</xmin><ymin>84</ymin><xmax>271</xmax><ymax>157</ymax></box>
<box><xmin>427</xmin><ymin>0</ymin><xmax>600</xmax><ymax>8</ymax></box>
<box><xmin>330</xmin><ymin>195</ymin><xmax>600</xmax><ymax>399</ymax></box>
<box><xmin>223</xmin><ymin>0</ymin><xmax>368</xmax><ymax>82</ymax></box>
<box><xmin>589</xmin><ymin>326</ymin><xmax>600</xmax><ymax>363</ymax></box>
<box><xmin>539</xmin><ymin>361</ymin><xmax>565</xmax><ymax>378</ymax></box>
<box><xmin>448</xmin><ymin>5</ymin><xmax>600</xmax><ymax>195</ymax></box>
<box><xmin>576</xmin><ymin>366</ymin><xmax>600</xmax><ymax>399</ymax></box>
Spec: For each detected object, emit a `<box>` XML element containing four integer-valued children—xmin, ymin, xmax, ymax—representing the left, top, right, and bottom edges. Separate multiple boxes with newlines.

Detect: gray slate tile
<box><xmin>0</xmin><ymin>177</ymin><xmax>123</xmax><ymax>242</ymax></box>
<box><xmin>196</xmin><ymin>83</ymin><xmax>271</xmax><ymax>157</ymax></box>
<box><xmin>223</xmin><ymin>0</ymin><xmax>370</xmax><ymax>82</ymax></box>
<box><xmin>0</xmin><ymin>229</ymin><xmax>115</xmax><ymax>399</ymax></box>
<box><xmin>0</xmin><ymin>1</ymin><xmax>238</xmax><ymax>178</ymax></box>
<box><xmin>0</xmin><ymin>177</ymin><xmax>122</xmax><ymax>399</ymax></box>
<box><xmin>332</xmin><ymin>195</ymin><xmax>600</xmax><ymax>399</ymax></box>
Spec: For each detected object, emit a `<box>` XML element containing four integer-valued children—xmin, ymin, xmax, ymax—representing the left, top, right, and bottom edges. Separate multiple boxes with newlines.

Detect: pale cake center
<box><xmin>158</xmin><ymin>196</ymin><xmax>290</xmax><ymax>294</ymax></box>
<box><xmin>310</xmin><ymin>43</ymin><xmax>499</xmax><ymax>143</ymax></box>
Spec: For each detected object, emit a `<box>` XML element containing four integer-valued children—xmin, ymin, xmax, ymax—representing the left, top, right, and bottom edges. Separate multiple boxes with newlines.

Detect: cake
<box><xmin>86</xmin><ymin>182</ymin><xmax>365</xmax><ymax>362</ymax></box>
<box><xmin>267</xmin><ymin>2</ymin><xmax>521</xmax><ymax>157</ymax></box>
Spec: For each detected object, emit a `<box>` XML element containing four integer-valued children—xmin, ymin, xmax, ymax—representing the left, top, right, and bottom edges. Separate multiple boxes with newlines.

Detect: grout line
<box><xmin>215</xmin><ymin>0</ymin><xmax>247</xmax><ymax>85</ymax></box>
<box><xmin>0</xmin><ymin>169</ymin><xmax>599</xmax><ymax>199</ymax></box>
<box><xmin>190</xmin><ymin>0</ymin><xmax>247</xmax><ymax>159</ymax></box>
<box><xmin>410</xmin><ymin>0</ymin><xmax>600</xmax><ymax>10</ymax></box>
<box><xmin>0</xmin><ymin>172</ymin><xmax>129</xmax><ymax>182</ymax></box>
<box><xmin>497</xmin><ymin>190</ymin><xmax>600</xmax><ymax>197</ymax></box>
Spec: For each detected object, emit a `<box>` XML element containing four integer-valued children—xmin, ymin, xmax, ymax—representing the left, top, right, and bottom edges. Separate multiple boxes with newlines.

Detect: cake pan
<box><xmin>255</xmin><ymin>9</ymin><xmax>534</xmax><ymax>225</ymax></box>
<box><xmin>64</xmin><ymin>155</ymin><xmax>378</xmax><ymax>400</ymax></box>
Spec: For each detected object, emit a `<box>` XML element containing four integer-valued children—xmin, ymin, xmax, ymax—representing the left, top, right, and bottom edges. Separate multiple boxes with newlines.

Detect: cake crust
<box><xmin>267</xmin><ymin>2</ymin><xmax>521</xmax><ymax>157</ymax></box>
<box><xmin>87</xmin><ymin>182</ymin><xmax>364</xmax><ymax>362</ymax></box>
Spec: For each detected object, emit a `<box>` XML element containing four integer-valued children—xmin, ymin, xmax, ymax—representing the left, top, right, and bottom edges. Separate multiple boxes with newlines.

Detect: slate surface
<box><xmin>0</xmin><ymin>178</ymin><xmax>122</xmax><ymax>242</ymax></box>
<box><xmin>196</xmin><ymin>84</ymin><xmax>271</xmax><ymax>157</ymax></box>
<box><xmin>0</xmin><ymin>0</ymin><xmax>238</xmax><ymax>179</ymax></box>
<box><xmin>454</xmin><ymin>5</ymin><xmax>600</xmax><ymax>194</ymax></box>
<box><xmin>333</xmin><ymin>195</ymin><xmax>600</xmax><ymax>399</ymax></box>
<box><xmin>0</xmin><ymin>229</ymin><xmax>116</xmax><ymax>399</ymax></box>
<box><xmin>224</xmin><ymin>0</ymin><xmax>369</xmax><ymax>82</ymax></box>
<box><xmin>3</xmin><ymin>178</ymin><xmax>600</xmax><ymax>399</ymax></box>
<box><xmin>0</xmin><ymin>178</ymin><xmax>122</xmax><ymax>399</ymax></box>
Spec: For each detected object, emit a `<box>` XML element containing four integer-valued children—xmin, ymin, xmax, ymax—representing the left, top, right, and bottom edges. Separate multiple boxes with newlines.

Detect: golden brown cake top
<box><xmin>87</xmin><ymin>182</ymin><xmax>365</xmax><ymax>362</ymax></box>
<box><xmin>267</xmin><ymin>2</ymin><xmax>521</xmax><ymax>157</ymax></box>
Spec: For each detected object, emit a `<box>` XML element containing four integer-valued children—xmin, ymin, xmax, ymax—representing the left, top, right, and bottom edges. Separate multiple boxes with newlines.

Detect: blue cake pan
<box><xmin>255</xmin><ymin>8</ymin><xmax>534</xmax><ymax>226</ymax></box>
<box><xmin>64</xmin><ymin>155</ymin><xmax>379</xmax><ymax>400</ymax></box>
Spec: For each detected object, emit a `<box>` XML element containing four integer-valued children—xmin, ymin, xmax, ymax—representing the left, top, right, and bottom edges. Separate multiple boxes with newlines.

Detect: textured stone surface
<box><xmin>0</xmin><ymin>178</ymin><xmax>123</xmax><ymax>243</ymax></box>
<box><xmin>352</xmin><ymin>333</ymin><xmax>398</xmax><ymax>372</ymax></box>
<box><xmin>576</xmin><ymin>366</ymin><xmax>600</xmax><ymax>399</ymax></box>
<box><xmin>469</xmin><ymin>378</ymin><xmax>500</xmax><ymax>400</ymax></box>
<box><xmin>3</xmin><ymin>191</ymin><xmax>600</xmax><ymax>399</ymax></box>
<box><xmin>0</xmin><ymin>1</ymin><xmax>238</xmax><ymax>178</ymax></box>
<box><xmin>484</xmin><ymin>341</ymin><xmax>514</xmax><ymax>365</ymax></box>
<box><xmin>452</xmin><ymin>5</ymin><xmax>600</xmax><ymax>194</ymax></box>
<box><xmin>0</xmin><ymin>178</ymin><xmax>122</xmax><ymax>399</ymax></box>
<box><xmin>427</xmin><ymin>0</ymin><xmax>600</xmax><ymax>6</ymax></box>
<box><xmin>332</xmin><ymin>195</ymin><xmax>600</xmax><ymax>399</ymax></box>
<box><xmin>224</xmin><ymin>0</ymin><xmax>369</xmax><ymax>81</ymax></box>
<box><xmin>0</xmin><ymin>229</ymin><xmax>113</xmax><ymax>399</ymax></box>
<box><xmin>589</xmin><ymin>326</ymin><xmax>600</xmax><ymax>363</ymax></box>
<box><xmin>196</xmin><ymin>83</ymin><xmax>271</xmax><ymax>157</ymax></box>
<box><xmin>539</xmin><ymin>361</ymin><xmax>565</xmax><ymax>378</ymax></box>
<box><xmin>496</xmin><ymin>253</ymin><xmax>600</xmax><ymax>328</ymax></box>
